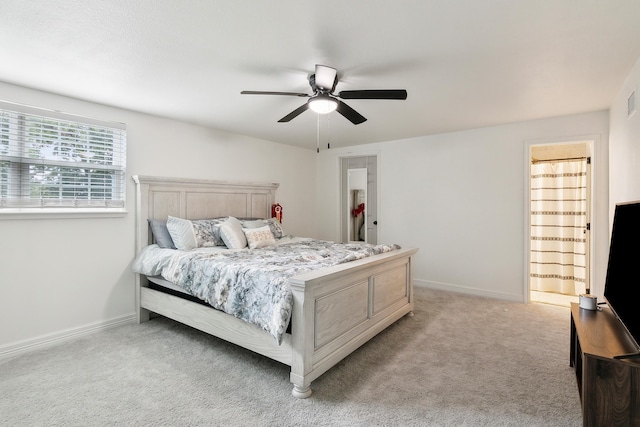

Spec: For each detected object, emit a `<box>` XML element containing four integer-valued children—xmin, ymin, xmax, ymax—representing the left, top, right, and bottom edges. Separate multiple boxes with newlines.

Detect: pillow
<box><xmin>243</xmin><ymin>225</ymin><xmax>276</xmax><ymax>249</ymax></box>
<box><xmin>241</xmin><ymin>219</ymin><xmax>266</xmax><ymax>229</ymax></box>
<box><xmin>166</xmin><ymin>216</ymin><xmax>198</xmax><ymax>251</ymax></box>
<box><xmin>166</xmin><ymin>216</ymin><xmax>227</xmax><ymax>251</ymax></box>
<box><xmin>242</xmin><ymin>218</ymin><xmax>285</xmax><ymax>239</ymax></box>
<box><xmin>148</xmin><ymin>219</ymin><xmax>176</xmax><ymax>249</ymax></box>
<box><xmin>219</xmin><ymin>216</ymin><xmax>247</xmax><ymax>249</ymax></box>
<box><xmin>264</xmin><ymin>218</ymin><xmax>285</xmax><ymax>239</ymax></box>
<box><xmin>191</xmin><ymin>218</ymin><xmax>226</xmax><ymax>247</ymax></box>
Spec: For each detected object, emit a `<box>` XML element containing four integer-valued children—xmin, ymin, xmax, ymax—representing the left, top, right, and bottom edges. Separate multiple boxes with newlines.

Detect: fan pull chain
<box><xmin>316</xmin><ymin>113</ymin><xmax>320</xmax><ymax>153</ymax></box>
<box><xmin>327</xmin><ymin>113</ymin><xmax>331</xmax><ymax>150</ymax></box>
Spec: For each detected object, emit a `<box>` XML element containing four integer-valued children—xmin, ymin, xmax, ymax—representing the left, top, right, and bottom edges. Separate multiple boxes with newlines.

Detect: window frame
<box><xmin>0</xmin><ymin>100</ymin><xmax>127</xmax><ymax>218</ymax></box>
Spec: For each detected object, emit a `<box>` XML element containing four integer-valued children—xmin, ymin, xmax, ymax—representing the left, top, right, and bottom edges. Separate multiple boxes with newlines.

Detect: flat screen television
<box><xmin>603</xmin><ymin>201</ymin><xmax>640</xmax><ymax>353</ymax></box>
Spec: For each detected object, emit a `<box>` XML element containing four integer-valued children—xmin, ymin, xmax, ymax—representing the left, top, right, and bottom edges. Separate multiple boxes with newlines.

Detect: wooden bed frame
<box><xmin>133</xmin><ymin>175</ymin><xmax>417</xmax><ymax>398</ymax></box>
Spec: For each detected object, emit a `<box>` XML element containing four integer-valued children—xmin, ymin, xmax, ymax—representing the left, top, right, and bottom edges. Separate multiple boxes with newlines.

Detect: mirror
<box><xmin>350</xmin><ymin>189</ymin><xmax>366</xmax><ymax>241</ymax></box>
<box><xmin>347</xmin><ymin>168</ymin><xmax>367</xmax><ymax>242</ymax></box>
<box><xmin>340</xmin><ymin>155</ymin><xmax>378</xmax><ymax>244</ymax></box>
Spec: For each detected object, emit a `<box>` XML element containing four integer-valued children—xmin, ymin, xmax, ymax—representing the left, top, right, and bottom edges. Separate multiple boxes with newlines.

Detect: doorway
<box><xmin>340</xmin><ymin>155</ymin><xmax>378</xmax><ymax>244</ymax></box>
<box><xmin>528</xmin><ymin>142</ymin><xmax>591</xmax><ymax>307</ymax></box>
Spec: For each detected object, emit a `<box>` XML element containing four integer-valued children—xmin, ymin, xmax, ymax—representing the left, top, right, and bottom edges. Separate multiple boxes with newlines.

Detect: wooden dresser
<box><xmin>570</xmin><ymin>303</ymin><xmax>640</xmax><ymax>426</ymax></box>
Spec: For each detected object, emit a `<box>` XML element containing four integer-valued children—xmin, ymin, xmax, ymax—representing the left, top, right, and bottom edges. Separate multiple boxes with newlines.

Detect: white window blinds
<box><xmin>0</xmin><ymin>101</ymin><xmax>126</xmax><ymax>210</ymax></box>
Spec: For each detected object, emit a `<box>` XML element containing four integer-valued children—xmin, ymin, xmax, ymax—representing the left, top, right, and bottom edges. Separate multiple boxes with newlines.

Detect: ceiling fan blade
<box><xmin>241</xmin><ymin>91</ymin><xmax>309</xmax><ymax>97</ymax></box>
<box><xmin>314</xmin><ymin>65</ymin><xmax>337</xmax><ymax>91</ymax></box>
<box><xmin>337</xmin><ymin>89</ymin><xmax>408</xmax><ymax>100</ymax></box>
<box><xmin>336</xmin><ymin>100</ymin><xmax>367</xmax><ymax>125</ymax></box>
<box><xmin>277</xmin><ymin>103</ymin><xmax>310</xmax><ymax>122</ymax></box>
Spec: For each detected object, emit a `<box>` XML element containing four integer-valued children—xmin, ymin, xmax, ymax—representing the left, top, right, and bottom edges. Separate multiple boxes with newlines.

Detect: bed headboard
<box><xmin>132</xmin><ymin>175</ymin><xmax>279</xmax><ymax>253</ymax></box>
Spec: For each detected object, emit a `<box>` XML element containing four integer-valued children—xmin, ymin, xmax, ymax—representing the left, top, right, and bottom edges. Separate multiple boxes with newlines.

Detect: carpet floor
<box><xmin>0</xmin><ymin>287</ymin><xmax>582</xmax><ymax>426</ymax></box>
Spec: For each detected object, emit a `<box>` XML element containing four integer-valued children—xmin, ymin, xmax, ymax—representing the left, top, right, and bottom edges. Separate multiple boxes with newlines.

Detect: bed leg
<box><xmin>406</xmin><ymin>311</ymin><xmax>414</xmax><ymax>317</ymax></box>
<box><xmin>292</xmin><ymin>384</ymin><xmax>312</xmax><ymax>399</ymax></box>
<box><xmin>136</xmin><ymin>275</ymin><xmax>151</xmax><ymax>323</ymax></box>
<box><xmin>137</xmin><ymin>307</ymin><xmax>150</xmax><ymax>323</ymax></box>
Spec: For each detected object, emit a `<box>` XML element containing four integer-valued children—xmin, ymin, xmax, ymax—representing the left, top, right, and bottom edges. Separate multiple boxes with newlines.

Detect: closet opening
<box><xmin>528</xmin><ymin>142</ymin><xmax>591</xmax><ymax>307</ymax></box>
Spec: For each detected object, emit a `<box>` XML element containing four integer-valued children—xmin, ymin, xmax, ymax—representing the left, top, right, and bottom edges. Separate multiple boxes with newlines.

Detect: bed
<box><xmin>133</xmin><ymin>175</ymin><xmax>418</xmax><ymax>398</ymax></box>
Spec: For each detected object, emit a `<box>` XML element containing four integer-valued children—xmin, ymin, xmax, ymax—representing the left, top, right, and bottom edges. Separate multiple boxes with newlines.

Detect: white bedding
<box><xmin>133</xmin><ymin>236</ymin><xmax>401</xmax><ymax>344</ymax></box>
<box><xmin>132</xmin><ymin>236</ymin><xmax>312</xmax><ymax>277</ymax></box>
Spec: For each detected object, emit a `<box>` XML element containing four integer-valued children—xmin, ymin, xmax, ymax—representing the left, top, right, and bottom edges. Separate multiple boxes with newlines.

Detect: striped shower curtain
<box><xmin>530</xmin><ymin>159</ymin><xmax>587</xmax><ymax>295</ymax></box>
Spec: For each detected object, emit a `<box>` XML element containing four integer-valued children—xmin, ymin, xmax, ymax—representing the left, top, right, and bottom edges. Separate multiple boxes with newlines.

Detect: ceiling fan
<box><xmin>241</xmin><ymin>64</ymin><xmax>407</xmax><ymax>125</ymax></box>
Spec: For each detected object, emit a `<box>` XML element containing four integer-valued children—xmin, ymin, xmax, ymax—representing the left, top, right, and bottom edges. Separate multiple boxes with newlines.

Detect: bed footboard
<box><xmin>288</xmin><ymin>247</ymin><xmax>417</xmax><ymax>398</ymax></box>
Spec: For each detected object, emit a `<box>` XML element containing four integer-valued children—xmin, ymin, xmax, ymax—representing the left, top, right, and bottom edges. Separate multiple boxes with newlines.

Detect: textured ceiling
<box><xmin>1</xmin><ymin>1</ymin><xmax>640</xmax><ymax>150</ymax></box>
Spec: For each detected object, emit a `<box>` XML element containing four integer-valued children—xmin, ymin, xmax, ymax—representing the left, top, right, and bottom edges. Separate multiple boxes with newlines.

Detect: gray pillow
<box><xmin>148</xmin><ymin>219</ymin><xmax>176</xmax><ymax>249</ymax></box>
<box><xmin>264</xmin><ymin>218</ymin><xmax>285</xmax><ymax>239</ymax></box>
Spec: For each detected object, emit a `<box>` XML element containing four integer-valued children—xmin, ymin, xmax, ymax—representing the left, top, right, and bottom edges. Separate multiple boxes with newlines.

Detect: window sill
<box><xmin>0</xmin><ymin>209</ymin><xmax>128</xmax><ymax>220</ymax></box>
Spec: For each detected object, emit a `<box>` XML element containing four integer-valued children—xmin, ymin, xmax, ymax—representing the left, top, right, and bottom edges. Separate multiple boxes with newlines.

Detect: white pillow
<box><xmin>243</xmin><ymin>225</ymin><xmax>276</xmax><ymax>249</ymax></box>
<box><xmin>166</xmin><ymin>216</ymin><xmax>197</xmax><ymax>251</ymax></box>
<box><xmin>219</xmin><ymin>217</ymin><xmax>247</xmax><ymax>249</ymax></box>
<box><xmin>241</xmin><ymin>218</ymin><xmax>285</xmax><ymax>239</ymax></box>
<box><xmin>241</xmin><ymin>219</ymin><xmax>266</xmax><ymax>229</ymax></box>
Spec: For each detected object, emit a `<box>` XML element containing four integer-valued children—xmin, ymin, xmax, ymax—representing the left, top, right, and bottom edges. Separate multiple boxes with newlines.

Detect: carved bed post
<box><xmin>133</xmin><ymin>176</ymin><xmax>151</xmax><ymax>323</ymax></box>
<box><xmin>289</xmin><ymin>280</ymin><xmax>314</xmax><ymax>398</ymax></box>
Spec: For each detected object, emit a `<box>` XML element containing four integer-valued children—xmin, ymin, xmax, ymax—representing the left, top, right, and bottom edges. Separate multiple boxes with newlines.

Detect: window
<box><xmin>0</xmin><ymin>100</ymin><xmax>126</xmax><ymax>212</ymax></box>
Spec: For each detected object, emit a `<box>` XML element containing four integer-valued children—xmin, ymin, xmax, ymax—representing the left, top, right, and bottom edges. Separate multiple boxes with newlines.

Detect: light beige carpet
<box><xmin>0</xmin><ymin>288</ymin><xmax>581</xmax><ymax>426</ymax></box>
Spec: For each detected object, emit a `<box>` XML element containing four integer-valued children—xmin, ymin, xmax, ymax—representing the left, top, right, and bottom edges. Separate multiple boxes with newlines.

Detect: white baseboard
<box><xmin>0</xmin><ymin>314</ymin><xmax>136</xmax><ymax>361</ymax></box>
<box><xmin>414</xmin><ymin>279</ymin><xmax>525</xmax><ymax>303</ymax></box>
<box><xmin>1</xmin><ymin>281</ymin><xmax>522</xmax><ymax>361</ymax></box>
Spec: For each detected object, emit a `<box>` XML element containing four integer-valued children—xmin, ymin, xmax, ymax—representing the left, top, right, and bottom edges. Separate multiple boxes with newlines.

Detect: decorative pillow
<box><xmin>148</xmin><ymin>219</ymin><xmax>176</xmax><ymax>249</ymax></box>
<box><xmin>191</xmin><ymin>218</ymin><xmax>226</xmax><ymax>247</ymax></box>
<box><xmin>241</xmin><ymin>219</ymin><xmax>266</xmax><ymax>229</ymax></box>
<box><xmin>241</xmin><ymin>218</ymin><xmax>285</xmax><ymax>238</ymax></box>
<box><xmin>219</xmin><ymin>216</ymin><xmax>247</xmax><ymax>249</ymax></box>
<box><xmin>166</xmin><ymin>216</ymin><xmax>198</xmax><ymax>251</ymax></box>
<box><xmin>243</xmin><ymin>225</ymin><xmax>276</xmax><ymax>249</ymax></box>
<box><xmin>166</xmin><ymin>216</ymin><xmax>227</xmax><ymax>251</ymax></box>
<box><xmin>264</xmin><ymin>218</ymin><xmax>285</xmax><ymax>239</ymax></box>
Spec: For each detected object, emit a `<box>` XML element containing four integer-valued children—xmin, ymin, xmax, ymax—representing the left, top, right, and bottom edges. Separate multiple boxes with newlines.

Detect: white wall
<box><xmin>0</xmin><ymin>82</ymin><xmax>317</xmax><ymax>352</ymax></box>
<box><xmin>2</xmin><ymin>71</ymin><xmax>625</xmax><ymax>354</ymax></box>
<box><xmin>609</xmin><ymin>56</ymin><xmax>640</xmax><ymax>211</ymax></box>
<box><xmin>317</xmin><ymin>111</ymin><xmax>609</xmax><ymax>302</ymax></box>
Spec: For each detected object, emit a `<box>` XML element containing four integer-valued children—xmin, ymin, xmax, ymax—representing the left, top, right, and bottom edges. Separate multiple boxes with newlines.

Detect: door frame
<box><xmin>523</xmin><ymin>135</ymin><xmax>600</xmax><ymax>304</ymax></box>
<box><xmin>338</xmin><ymin>152</ymin><xmax>381</xmax><ymax>244</ymax></box>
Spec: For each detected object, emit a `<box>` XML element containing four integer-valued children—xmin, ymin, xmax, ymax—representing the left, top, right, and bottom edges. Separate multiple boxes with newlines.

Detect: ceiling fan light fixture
<box><xmin>241</xmin><ymin>64</ymin><xmax>406</xmax><ymax>124</ymax></box>
<box><xmin>308</xmin><ymin>94</ymin><xmax>338</xmax><ymax>114</ymax></box>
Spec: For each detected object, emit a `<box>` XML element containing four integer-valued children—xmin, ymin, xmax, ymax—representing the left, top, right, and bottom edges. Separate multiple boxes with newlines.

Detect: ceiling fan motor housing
<box><xmin>308</xmin><ymin>73</ymin><xmax>337</xmax><ymax>94</ymax></box>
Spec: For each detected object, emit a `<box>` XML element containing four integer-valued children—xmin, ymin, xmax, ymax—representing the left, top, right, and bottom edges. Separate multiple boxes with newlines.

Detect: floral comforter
<box><xmin>162</xmin><ymin>239</ymin><xmax>400</xmax><ymax>344</ymax></box>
